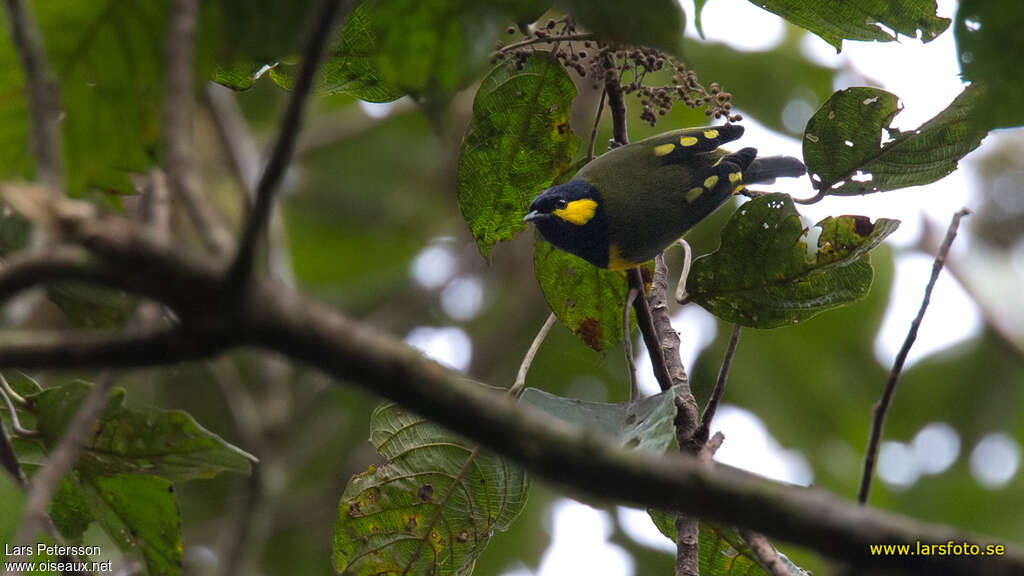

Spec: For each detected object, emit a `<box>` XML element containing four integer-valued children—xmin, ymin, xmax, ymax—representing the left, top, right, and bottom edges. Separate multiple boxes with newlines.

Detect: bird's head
<box><xmin>523</xmin><ymin>179</ymin><xmax>607</xmax><ymax>267</ymax></box>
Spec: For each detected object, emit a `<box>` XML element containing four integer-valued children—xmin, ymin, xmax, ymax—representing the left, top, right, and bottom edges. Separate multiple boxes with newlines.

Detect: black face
<box><xmin>523</xmin><ymin>180</ymin><xmax>608</xmax><ymax>267</ymax></box>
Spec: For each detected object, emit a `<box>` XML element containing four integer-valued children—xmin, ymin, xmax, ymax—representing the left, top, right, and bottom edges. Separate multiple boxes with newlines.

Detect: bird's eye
<box><xmin>556</xmin><ymin>199</ymin><xmax>568</xmax><ymax>210</ymax></box>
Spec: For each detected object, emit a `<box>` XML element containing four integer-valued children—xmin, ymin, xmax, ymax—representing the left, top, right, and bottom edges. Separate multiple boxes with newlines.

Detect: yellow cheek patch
<box><xmin>729</xmin><ymin>172</ymin><xmax>743</xmax><ymax>184</ymax></box>
<box><xmin>703</xmin><ymin>129</ymin><xmax>719</xmax><ymax>139</ymax></box>
<box><xmin>680</xmin><ymin>136</ymin><xmax>699</xmax><ymax>147</ymax></box>
<box><xmin>703</xmin><ymin>175</ymin><xmax>719</xmax><ymax>189</ymax></box>
<box><xmin>654</xmin><ymin>143</ymin><xmax>676</xmax><ymax>156</ymax></box>
<box><xmin>553</xmin><ymin>198</ymin><xmax>598</xmax><ymax>226</ymax></box>
<box><xmin>607</xmin><ymin>244</ymin><xmax>635</xmax><ymax>270</ymax></box>
<box><xmin>686</xmin><ymin>187</ymin><xmax>704</xmax><ymax>202</ymax></box>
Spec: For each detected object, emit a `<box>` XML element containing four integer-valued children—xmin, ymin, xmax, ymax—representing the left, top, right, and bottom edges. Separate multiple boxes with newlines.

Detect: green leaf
<box><xmin>267</xmin><ymin>4</ymin><xmax>403</xmax><ymax>102</ymax></box>
<box><xmin>534</xmin><ymin>236</ymin><xmax>651</xmax><ymax>351</ymax></box>
<box><xmin>333</xmin><ymin>403</ymin><xmax>528</xmax><ymax>576</ymax></box>
<box><xmin>803</xmin><ymin>86</ymin><xmax>987</xmax><ymax>197</ymax></box>
<box><xmin>748</xmin><ymin>0</ymin><xmax>950</xmax><ymax>51</ymax></box>
<box><xmin>559</xmin><ymin>0</ymin><xmax>685</xmax><ymax>54</ymax></box>
<box><xmin>29</xmin><ymin>381</ymin><xmax>255</xmax><ymax>482</ymax></box>
<box><xmin>50</xmin><ymin>474</ymin><xmax>95</xmax><ymax>543</ymax></box>
<box><xmin>0</xmin><ymin>468</ymin><xmax>25</xmax><ymax>560</ymax></box>
<box><xmin>648</xmin><ymin>514</ymin><xmax>810</xmax><ymax>576</ymax></box>
<box><xmin>687</xmin><ymin>194</ymin><xmax>899</xmax><ymax>328</ymax></box>
<box><xmin>955</xmin><ymin>0</ymin><xmax>1024</xmax><ymax>129</ymax></box>
<box><xmin>45</xmin><ymin>282</ymin><xmax>139</xmax><ymax>331</ymax></box>
<box><xmin>457</xmin><ymin>54</ymin><xmax>579</xmax><ymax>259</ymax></box>
<box><xmin>78</xmin><ymin>474</ymin><xmax>182</xmax><ymax>576</ymax></box>
<box><xmin>519</xmin><ymin>386</ymin><xmax>679</xmax><ymax>451</ymax></box>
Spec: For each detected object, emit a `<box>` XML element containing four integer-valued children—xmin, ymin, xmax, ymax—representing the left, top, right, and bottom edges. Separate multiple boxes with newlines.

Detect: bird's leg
<box><xmin>674</xmin><ymin>239</ymin><xmax>693</xmax><ymax>305</ymax></box>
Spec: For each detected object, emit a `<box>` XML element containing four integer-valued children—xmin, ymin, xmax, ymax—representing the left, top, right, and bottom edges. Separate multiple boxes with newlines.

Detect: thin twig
<box><xmin>204</xmin><ymin>82</ymin><xmax>261</xmax><ymax>201</ymax></box>
<box><xmin>0</xmin><ymin>375</ymin><xmax>36</xmax><ymax>437</ymax></box>
<box><xmin>628</xmin><ymin>268</ymin><xmax>672</xmax><ymax>391</ymax></box>
<box><xmin>858</xmin><ymin>208</ymin><xmax>970</xmax><ymax>505</ymax></box>
<box><xmin>510</xmin><ymin>313</ymin><xmax>557</xmax><ymax>398</ymax></box>
<box><xmin>204</xmin><ymin>82</ymin><xmax>297</xmax><ymax>287</ymax></box>
<box><xmin>603</xmin><ymin>53</ymin><xmax>628</xmax><ymax>149</ymax></box>
<box><xmin>5</xmin><ymin>373</ymin><xmax>116</xmax><ymax>570</ymax></box>
<box><xmin>0</xmin><ymin>409</ymin><xmax>27</xmax><ymax>485</ymax></box>
<box><xmin>793</xmin><ymin>189</ymin><xmax>826</xmax><ymax>205</ymax></box>
<box><xmin>0</xmin><ymin>371</ymin><xmax>26</xmax><ymax>406</ymax></box>
<box><xmin>696</xmin><ymin>324</ymin><xmax>741</xmax><ymax>443</ymax></box>
<box><xmin>3</xmin><ymin>0</ymin><xmax>62</xmax><ymax>190</ymax></box>
<box><xmin>163</xmin><ymin>0</ymin><xmax>234</xmax><ymax>255</ymax></box>
<box><xmin>496</xmin><ymin>33</ymin><xmax>597</xmax><ymax>55</ymax></box>
<box><xmin>623</xmin><ymin>287</ymin><xmax>639</xmax><ymax>400</ymax></box>
<box><xmin>227</xmin><ymin>0</ymin><xmax>346</xmax><ymax>290</ymax></box>
<box><xmin>587</xmin><ymin>88</ymin><xmax>606</xmax><ymax>162</ymax></box>
<box><xmin>739</xmin><ymin>528</ymin><xmax>793</xmax><ymax>576</ymax></box>
<box><xmin>141</xmin><ymin>169</ymin><xmax>173</xmax><ymax>245</ymax></box>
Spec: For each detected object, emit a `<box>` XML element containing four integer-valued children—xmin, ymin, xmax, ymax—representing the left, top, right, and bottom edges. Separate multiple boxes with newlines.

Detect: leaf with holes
<box><xmin>749</xmin><ymin>0</ymin><xmax>949</xmax><ymax>51</ymax></box>
<box><xmin>28</xmin><ymin>381</ymin><xmax>255</xmax><ymax>482</ymax></box>
<box><xmin>457</xmin><ymin>54</ymin><xmax>579</xmax><ymax>259</ymax></box>
<box><xmin>519</xmin><ymin>386</ymin><xmax>679</xmax><ymax>452</ymax></box>
<box><xmin>687</xmin><ymin>194</ymin><xmax>899</xmax><ymax>328</ymax></box>
<box><xmin>534</xmin><ymin>235</ymin><xmax>653</xmax><ymax>351</ymax></box>
<box><xmin>648</xmin><ymin>514</ymin><xmax>811</xmax><ymax>576</ymax></box>
<box><xmin>803</xmin><ymin>86</ymin><xmax>987</xmax><ymax>197</ymax></box>
<box><xmin>333</xmin><ymin>403</ymin><xmax>528</xmax><ymax>576</ymax></box>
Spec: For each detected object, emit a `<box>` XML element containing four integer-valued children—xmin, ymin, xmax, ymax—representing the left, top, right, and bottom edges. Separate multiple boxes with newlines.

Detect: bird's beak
<box><xmin>523</xmin><ymin>210</ymin><xmax>545</xmax><ymax>223</ymax></box>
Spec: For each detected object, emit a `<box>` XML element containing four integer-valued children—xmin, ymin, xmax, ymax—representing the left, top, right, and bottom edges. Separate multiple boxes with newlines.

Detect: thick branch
<box><xmin>0</xmin><ymin>209</ymin><xmax>1020</xmax><ymax>574</ymax></box>
<box><xmin>227</xmin><ymin>0</ymin><xmax>345</xmax><ymax>288</ymax></box>
<box><xmin>164</xmin><ymin>0</ymin><xmax>234</xmax><ymax>255</ymax></box>
<box><xmin>858</xmin><ymin>209</ymin><xmax>969</xmax><ymax>504</ymax></box>
<box><xmin>3</xmin><ymin>0</ymin><xmax>62</xmax><ymax>189</ymax></box>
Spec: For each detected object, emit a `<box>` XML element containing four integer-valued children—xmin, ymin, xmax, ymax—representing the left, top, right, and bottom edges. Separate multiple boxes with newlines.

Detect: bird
<box><xmin>523</xmin><ymin>124</ymin><xmax>806</xmax><ymax>270</ymax></box>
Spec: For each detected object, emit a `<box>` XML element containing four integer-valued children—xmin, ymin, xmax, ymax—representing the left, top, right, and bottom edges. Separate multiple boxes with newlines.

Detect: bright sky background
<box><xmin>390</xmin><ymin>1</ymin><xmax>1023</xmax><ymax>573</ymax></box>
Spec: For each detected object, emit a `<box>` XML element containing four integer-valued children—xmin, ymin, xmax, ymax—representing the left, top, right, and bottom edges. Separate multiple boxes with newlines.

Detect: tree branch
<box><xmin>858</xmin><ymin>208</ymin><xmax>970</xmax><ymax>504</ymax></box>
<box><xmin>2</xmin><ymin>0</ymin><xmax>62</xmax><ymax>189</ymax></box>
<box><xmin>510</xmin><ymin>313</ymin><xmax>556</xmax><ymax>397</ymax></box>
<box><xmin>227</xmin><ymin>0</ymin><xmax>346</xmax><ymax>289</ymax></box>
<box><xmin>739</xmin><ymin>528</ymin><xmax>794</xmax><ymax>576</ymax></box>
<box><xmin>0</xmin><ymin>203</ymin><xmax>1019</xmax><ymax>574</ymax></box>
<box><xmin>695</xmin><ymin>323</ymin><xmax>741</xmax><ymax>443</ymax></box>
<box><xmin>164</xmin><ymin>0</ymin><xmax>234</xmax><ymax>256</ymax></box>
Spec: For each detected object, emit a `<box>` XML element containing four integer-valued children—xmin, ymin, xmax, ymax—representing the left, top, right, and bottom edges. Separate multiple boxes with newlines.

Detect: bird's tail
<box><xmin>745</xmin><ymin>155</ymin><xmax>806</xmax><ymax>185</ymax></box>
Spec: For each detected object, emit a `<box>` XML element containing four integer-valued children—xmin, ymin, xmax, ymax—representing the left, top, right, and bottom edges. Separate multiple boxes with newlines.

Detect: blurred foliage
<box><xmin>955</xmin><ymin>0</ymin><xmax>1024</xmax><ymax>129</ymax></box>
<box><xmin>0</xmin><ymin>1</ymin><xmax>1022</xmax><ymax>576</ymax></box>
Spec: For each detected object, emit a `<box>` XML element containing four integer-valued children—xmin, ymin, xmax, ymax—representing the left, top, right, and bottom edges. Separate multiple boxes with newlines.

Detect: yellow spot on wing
<box><xmin>703</xmin><ymin>129</ymin><xmax>719</xmax><ymax>139</ymax></box>
<box><xmin>680</xmin><ymin>136</ymin><xmax>699</xmax><ymax>147</ymax></box>
<box><xmin>553</xmin><ymin>198</ymin><xmax>598</xmax><ymax>226</ymax></box>
<box><xmin>729</xmin><ymin>172</ymin><xmax>743</xmax><ymax>183</ymax></box>
<box><xmin>686</xmin><ymin>187</ymin><xmax>704</xmax><ymax>202</ymax></box>
<box><xmin>607</xmin><ymin>244</ymin><xmax>635</xmax><ymax>270</ymax></box>
<box><xmin>732</xmin><ymin>184</ymin><xmax>746</xmax><ymax>195</ymax></box>
<box><xmin>654</xmin><ymin>143</ymin><xmax>675</xmax><ymax>156</ymax></box>
<box><xmin>704</xmin><ymin>175</ymin><xmax>719</xmax><ymax>189</ymax></box>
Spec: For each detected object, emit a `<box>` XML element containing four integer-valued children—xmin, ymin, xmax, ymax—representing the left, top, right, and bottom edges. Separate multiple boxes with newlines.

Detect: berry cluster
<box><xmin>494</xmin><ymin>18</ymin><xmax>741</xmax><ymax>127</ymax></box>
